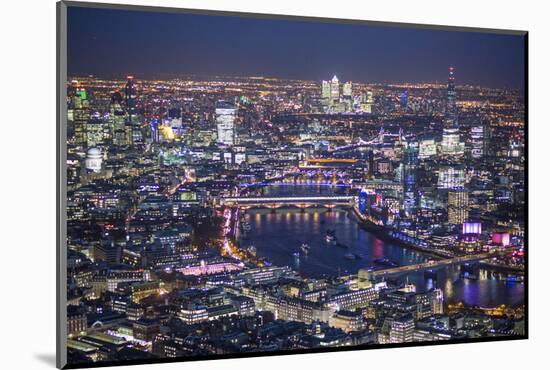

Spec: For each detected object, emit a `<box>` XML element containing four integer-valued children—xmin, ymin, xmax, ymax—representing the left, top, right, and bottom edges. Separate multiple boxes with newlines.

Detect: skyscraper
<box><xmin>471</xmin><ymin>125</ymin><xmax>488</xmax><ymax>159</ymax></box>
<box><xmin>330</xmin><ymin>75</ymin><xmax>340</xmax><ymax>103</ymax></box>
<box><xmin>441</xmin><ymin>67</ymin><xmax>464</xmax><ymax>155</ymax></box>
<box><xmin>399</xmin><ymin>90</ymin><xmax>409</xmax><ymax>109</ymax></box>
<box><xmin>446</xmin><ymin>66</ymin><xmax>458</xmax><ymax>128</ymax></box>
<box><xmin>437</xmin><ymin>165</ymin><xmax>465</xmax><ymax>189</ymax></box>
<box><xmin>343</xmin><ymin>81</ymin><xmax>352</xmax><ymax>98</ymax></box>
<box><xmin>321</xmin><ymin>80</ymin><xmax>331</xmax><ymax>100</ymax></box>
<box><xmin>73</xmin><ymin>86</ymin><xmax>90</xmax><ymax>146</ymax></box>
<box><xmin>125</xmin><ymin>76</ymin><xmax>137</xmax><ymax>122</ymax></box>
<box><xmin>108</xmin><ymin>90</ymin><xmax>128</xmax><ymax>146</ymax></box>
<box><xmin>125</xmin><ymin>76</ymin><xmax>141</xmax><ymax>144</ymax></box>
<box><xmin>403</xmin><ymin>139</ymin><xmax>419</xmax><ymax>216</ymax></box>
<box><xmin>216</xmin><ymin>102</ymin><xmax>237</xmax><ymax>146</ymax></box>
<box><xmin>448</xmin><ymin>188</ymin><xmax>469</xmax><ymax>225</ymax></box>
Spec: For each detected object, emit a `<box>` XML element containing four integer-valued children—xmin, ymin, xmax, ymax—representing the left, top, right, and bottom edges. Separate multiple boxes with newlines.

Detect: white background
<box><xmin>0</xmin><ymin>0</ymin><xmax>545</xmax><ymax>368</ymax></box>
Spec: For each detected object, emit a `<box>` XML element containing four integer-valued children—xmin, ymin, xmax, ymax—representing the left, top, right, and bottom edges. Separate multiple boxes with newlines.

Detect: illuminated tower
<box><xmin>441</xmin><ymin>67</ymin><xmax>464</xmax><ymax>155</ymax></box>
<box><xmin>399</xmin><ymin>90</ymin><xmax>409</xmax><ymax>109</ymax></box>
<box><xmin>124</xmin><ymin>76</ymin><xmax>141</xmax><ymax>144</ymax></box>
<box><xmin>402</xmin><ymin>139</ymin><xmax>419</xmax><ymax>216</ymax></box>
<box><xmin>446</xmin><ymin>66</ymin><xmax>458</xmax><ymax>128</ymax></box>
<box><xmin>108</xmin><ymin>90</ymin><xmax>128</xmax><ymax>146</ymax></box>
<box><xmin>216</xmin><ymin>101</ymin><xmax>237</xmax><ymax>146</ymax></box>
<box><xmin>343</xmin><ymin>81</ymin><xmax>352</xmax><ymax>98</ymax></box>
<box><xmin>72</xmin><ymin>85</ymin><xmax>90</xmax><ymax>146</ymax></box>
<box><xmin>448</xmin><ymin>188</ymin><xmax>469</xmax><ymax>225</ymax></box>
<box><xmin>330</xmin><ymin>75</ymin><xmax>340</xmax><ymax>103</ymax></box>
<box><xmin>321</xmin><ymin>80</ymin><xmax>331</xmax><ymax>99</ymax></box>
<box><xmin>125</xmin><ymin>76</ymin><xmax>137</xmax><ymax>122</ymax></box>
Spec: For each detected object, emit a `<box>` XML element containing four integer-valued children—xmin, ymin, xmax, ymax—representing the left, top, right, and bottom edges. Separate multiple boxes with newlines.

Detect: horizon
<box><xmin>67</xmin><ymin>6</ymin><xmax>526</xmax><ymax>90</ymax></box>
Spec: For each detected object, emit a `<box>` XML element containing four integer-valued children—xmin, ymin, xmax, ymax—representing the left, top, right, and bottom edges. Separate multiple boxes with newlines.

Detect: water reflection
<box><xmin>241</xmin><ymin>207</ymin><xmax>524</xmax><ymax>307</ymax></box>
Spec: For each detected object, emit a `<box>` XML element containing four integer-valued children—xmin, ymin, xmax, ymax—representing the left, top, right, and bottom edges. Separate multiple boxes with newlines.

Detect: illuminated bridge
<box><xmin>358</xmin><ymin>252</ymin><xmax>494</xmax><ymax>280</ymax></box>
<box><xmin>220</xmin><ymin>195</ymin><xmax>355</xmax><ymax>208</ymax></box>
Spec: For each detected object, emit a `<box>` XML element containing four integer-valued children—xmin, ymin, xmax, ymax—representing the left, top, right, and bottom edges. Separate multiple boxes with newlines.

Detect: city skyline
<box><xmin>68</xmin><ymin>7</ymin><xmax>526</xmax><ymax>89</ymax></box>
<box><xmin>62</xmin><ymin>4</ymin><xmax>526</xmax><ymax>368</ymax></box>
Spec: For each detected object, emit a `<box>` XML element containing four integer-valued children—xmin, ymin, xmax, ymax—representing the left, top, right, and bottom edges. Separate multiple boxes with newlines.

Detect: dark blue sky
<box><xmin>67</xmin><ymin>6</ymin><xmax>526</xmax><ymax>89</ymax></box>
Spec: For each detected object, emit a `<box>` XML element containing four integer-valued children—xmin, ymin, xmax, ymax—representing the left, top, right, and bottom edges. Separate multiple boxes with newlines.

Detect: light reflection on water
<box><xmin>240</xmin><ymin>207</ymin><xmax>524</xmax><ymax>307</ymax></box>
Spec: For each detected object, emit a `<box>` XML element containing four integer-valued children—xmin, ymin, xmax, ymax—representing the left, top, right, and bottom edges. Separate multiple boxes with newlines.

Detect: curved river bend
<box><xmin>237</xmin><ymin>184</ymin><xmax>524</xmax><ymax>307</ymax></box>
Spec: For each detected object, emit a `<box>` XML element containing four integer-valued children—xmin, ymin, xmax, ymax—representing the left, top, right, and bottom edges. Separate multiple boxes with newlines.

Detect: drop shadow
<box><xmin>34</xmin><ymin>353</ymin><xmax>56</xmax><ymax>367</ymax></box>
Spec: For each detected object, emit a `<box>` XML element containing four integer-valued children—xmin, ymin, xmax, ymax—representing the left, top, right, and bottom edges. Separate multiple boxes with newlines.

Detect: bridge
<box><xmin>220</xmin><ymin>195</ymin><xmax>355</xmax><ymax>208</ymax></box>
<box><xmin>358</xmin><ymin>252</ymin><xmax>493</xmax><ymax>280</ymax></box>
<box><xmin>331</xmin><ymin>127</ymin><xmax>404</xmax><ymax>152</ymax></box>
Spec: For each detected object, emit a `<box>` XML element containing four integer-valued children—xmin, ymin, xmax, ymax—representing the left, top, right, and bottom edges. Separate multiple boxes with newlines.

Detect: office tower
<box><xmin>125</xmin><ymin>76</ymin><xmax>141</xmax><ymax>144</ymax></box>
<box><xmin>437</xmin><ymin>165</ymin><xmax>465</xmax><ymax>189</ymax></box>
<box><xmin>390</xmin><ymin>315</ymin><xmax>415</xmax><ymax>343</ymax></box>
<box><xmin>403</xmin><ymin>139</ymin><xmax>419</xmax><ymax>216</ymax></box>
<box><xmin>448</xmin><ymin>188</ymin><xmax>469</xmax><ymax>225</ymax></box>
<box><xmin>108</xmin><ymin>90</ymin><xmax>128</xmax><ymax>146</ymax></box>
<box><xmin>441</xmin><ymin>67</ymin><xmax>464</xmax><ymax>155</ymax></box>
<box><xmin>86</xmin><ymin>117</ymin><xmax>104</xmax><ymax>147</ymax></box>
<box><xmin>216</xmin><ymin>101</ymin><xmax>237</xmax><ymax>146</ymax></box>
<box><xmin>125</xmin><ymin>76</ymin><xmax>137</xmax><ymax>122</ymax></box>
<box><xmin>361</xmin><ymin>91</ymin><xmax>374</xmax><ymax>113</ymax></box>
<box><xmin>367</xmin><ymin>149</ymin><xmax>375</xmax><ymax>178</ymax></box>
<box><xmin>471</xmin><ymin>125</ymin><xmax>488</xmax><ymax>159</ymax></box>
<box><xmin>73</xmin><ymin>86</ymin><xmax>90</xmax><ymax>146</ymax></box>
<box><xmin>343</xmin><ymin>81</ymin><xmax>352</xmax><ymax>98</ymax></box>
<box><xmin>419</xmin><ymin>138</ymin><xmax>437</xmax><ymax>158</ymax></box>
<box><xmin>399</xmin><ymin>90</ymin><xmax>409</xmax><ymax>109</ymax></box>
<box><xmin>446</xmin><ymin>66</ymin><xmax>458</xmax><ymax>128</ymax></box>
<box><xmin>330</xmin><ymin>75</ymin><xmax>340</xmax><ymax>103</ymax></box>
<box><xmin>321</xmin><ymin>80</ymin><xmax>331</xmax><ymax>99</ymax></box>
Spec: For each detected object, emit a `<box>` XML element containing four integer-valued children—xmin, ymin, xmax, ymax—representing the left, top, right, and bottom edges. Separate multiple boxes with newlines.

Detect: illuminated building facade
<box><xmin>403</xmin><ymin>139</ymin><xmax>419</xmax><ymax>216</ymax></box>
<box><xmin>73</xmin><ymin>86</ymin><xmax>90</xmax><ymax>145</ymax></box>
<box><xmin>216</xmin><ymin>102</ymin><xmax>237</xmax><ymax>146</ymax></box>
<box><xmin>448</xmin><ymin>188</ymin><xmax>469</xmax><ymax>225</ymax></box>
<box><xmin>437</xmin><ymin>165</ymin><xmax>465</xmax><ymax>189</ymax></box>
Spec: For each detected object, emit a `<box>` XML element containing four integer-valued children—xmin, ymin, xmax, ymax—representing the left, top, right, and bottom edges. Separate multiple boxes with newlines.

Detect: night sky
<box><xmin>67</xmin><ymin>6</ymin><xmax>526</xmax><ymax>89</ymax></box>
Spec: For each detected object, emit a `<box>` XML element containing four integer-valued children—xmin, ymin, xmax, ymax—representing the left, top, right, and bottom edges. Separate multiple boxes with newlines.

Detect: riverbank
<box><xmin>349</xmin><ymin>206</ymin><xmax>451</xmax><ymax>260</ymax></box>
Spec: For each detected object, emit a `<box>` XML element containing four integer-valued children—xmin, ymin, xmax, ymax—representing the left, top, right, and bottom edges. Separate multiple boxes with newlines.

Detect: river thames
<box><xmin>237</xmin><ymin>184</ymin><xmax>525</xmax><ymax>307</ymax></box>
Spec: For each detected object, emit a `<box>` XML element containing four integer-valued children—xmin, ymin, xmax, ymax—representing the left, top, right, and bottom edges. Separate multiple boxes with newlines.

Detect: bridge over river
<box><xmin>356</xmin><ymin>252</ymin><xmax>494</xmax><ymax>280</ymax></box>
<box><xmin>221</xmin><ymin>195</ymin><xmax>355</xmax><ymax>208</ymax></box>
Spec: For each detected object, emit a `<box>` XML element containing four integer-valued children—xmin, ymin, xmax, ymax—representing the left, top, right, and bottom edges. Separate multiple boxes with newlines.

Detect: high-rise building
<box><xmin>361</xmin><ymin>91</ymin><xmax>374</xmax><ymax>113</ymax></box>
<box><xmin>73</xmin><ymin>86</ymin><xmax>90</xmax><ymax>146</ymax></box>
<box><xmin>343</xmin><ymin>81</ymin><xmax>352</xmax><ymax>98</ymax></box>
<box><xmin>403</xmin><ymin>139</ymin><xmax>419</xmax><ymax>216</ymax></box>
<box><xmin>125</xmin><ymin>76</ymin><xmax>137</xmax><ymax>122</ymax></box>
<box><xmin>399</xmin><ymin>90</ymin><xmax>409</xmax><ymax>109</ymax></box>
<box><xmin>446</xmin><ymin>66</ymin><xmax>458</xmax><ymax>128</ymax></box>
<box><xmin>419</xmin><ymin>138</ymin><xmax>437</xmax><ymax>158</ymax></box>
<box><xmin>471</xmin><ymin>125</ymin><xmax>488</xmax><ymax>159</ymax></box>
<box><xmin>448</xmin><ymin>188</ymin><xmax>469</xmax><ymax>225</ymax></box>
<box><xmin>216</xmin><ymin>102</ymin><xmax>237</xmax><ymax>146</ymax></box>
<box><xmin>437</xmin><ymin>165</ymin><xmax>465</xmax><ymax>189</ymax></box>
<box><xmin>441</xmin><ymin>67</ymin><xmax>464</xmax><ymax>155</ymax></box>
<box><xmin>330</xmin><ymin>75</ymin><xmax>340</xmax><ymax>103</ymax></box>
<box><xmin>321</xmin><ymin>80</ymin><xmax>331</xmax><ymax>99</ymax></box>
<box><xmin>86</xmin><ymin>116</ymin><xmax>105</xmax><ymax>147</ymax></box>
<box><xmin>125</xmin><ymin>76</ymin><xmax>141</xmax><ymax>144</ymax></box>
<box><xmin>108</xmin><ymin>90</ymin><xmax>128</xmax><ymax>146</ymax></box>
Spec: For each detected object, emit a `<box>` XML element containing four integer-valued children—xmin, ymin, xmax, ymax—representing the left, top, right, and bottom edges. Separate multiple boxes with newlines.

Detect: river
<box><xmin>237</xmin><ymin>184</ymin><xmax>525</xmax><ymax>307</ymax></box>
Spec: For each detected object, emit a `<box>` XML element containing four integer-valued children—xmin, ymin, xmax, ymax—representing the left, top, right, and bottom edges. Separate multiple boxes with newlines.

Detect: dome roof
<box><xmin>86</xmin><ymin>147</ymin><xmax>101</xmax><ymax>158</ymax></box>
